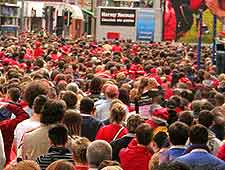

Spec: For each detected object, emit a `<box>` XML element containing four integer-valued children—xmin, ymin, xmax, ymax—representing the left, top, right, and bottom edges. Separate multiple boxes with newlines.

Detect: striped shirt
<box><xmin>36</xmin><ymin>146</ymin><xmax>74</xmax><ymax>170</ymax></box>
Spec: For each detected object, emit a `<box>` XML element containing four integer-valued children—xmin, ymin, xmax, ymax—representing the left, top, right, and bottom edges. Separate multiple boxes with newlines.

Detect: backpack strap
<box><xmin>112</xmin><ymin>126</ymin><xmax>125</xmax><ymax>141</ymax></box>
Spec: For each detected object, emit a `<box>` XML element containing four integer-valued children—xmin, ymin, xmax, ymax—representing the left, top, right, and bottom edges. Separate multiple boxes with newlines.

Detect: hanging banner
<box><xmin>136</xmin><ymin>10</ymin><xmax>155</xmax><ymax>41</ymax></box>
<box><xmin>100</xmin><ymin>8</ymin><xmax>136</xmax><ymax>26</ymax></box>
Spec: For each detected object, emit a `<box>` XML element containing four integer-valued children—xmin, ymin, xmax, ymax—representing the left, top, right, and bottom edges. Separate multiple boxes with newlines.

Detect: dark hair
<box><xmin>24</xmin><ymin>81</ymin><xmax>49</xmax><ymax>107</ymax></box>
<box><xmin>198</xmin><ymin>110</ymin><xmax>214</xmax><ymax>128</ymax></box>
<box><xmin>158</xmin><ymin>162</ymin><xmax>190</xmax><ymax>170</ymax></box>
<box><xmin>33</xmin><ymin>95</ymin><xmax>48</xmax><ymax>114</ymax></box>
<box><xmin>201</xmin><ymin>101</ymin><xmax>214</xmax><ymax>111</ymax></box>
<box><xmin>168</xmin><ymin>122</ymin><xmax>189</xmax><ymax>145</ymax></box>
<box><xmin>7</xmin><ymin>87</ymin><xmax>20</xmax><ymax>102</ymax></box>
<box><xmin>80</xmin><ymin>97</ymin><xmax>94</xmax><ymax>114</ymax></box>
<box><xmin>126</xmin><ymin>114</ymin><xmax>144</xmax><ymax>133</ymax></box>
<box><xmin>118</xmin><ymin>88</ymin><xmax>130</xmax><ymax>106</ymax></box>
<box><xmin>179</xmin><ymin>111</ymin><xmax>194</xmax><ymax>127</ymax></box>
<box><xmin>48</xmin><ymin>124</ymin><xmax>68</xmax><ymax>145</ymax></box>
<box><xmin>136</xmin><ymin>123</ymin><xmax>153</xmax><ymax>146</ymax></box>
<box><xmin>35</xmin><ymin>58</ymin><xmax>44</xmax><ymax>68</ymax></box>
<box><xmin>61</xmin><ymin>91</ymin><xmax>77</xmax><ymax>109</ymax></box>
<box><xmin>215</xmin><ymin>93</ymin><xmax>225</xmax><ymax>106</ymax></box>
<box><xmin>63</xmin><ymin>110</ymin><xmax>82</xmax><ymax>137</ymax></box>
<box><xmin>190</xmin><ymin>124</ymin><xmax>208</xmax><ymax>145</ymax></box>
<box><xmin>153</xmin><ymin>132</ymin><xmax>168</xmax><ymax>148</ymax></box>
<box><xmin>40</xmin><ymin>99</ymin><xmax>66</xmax><ymax>125</ymax></box>
<box><xmin>110</xmin><ymin>103</ymin><xmax>126</xmax><ymax>124</ymax></box>
<box><xmin>90</xmin><ymin>77</ymin><xmax>103</xmax><ymax>94</ymax></box>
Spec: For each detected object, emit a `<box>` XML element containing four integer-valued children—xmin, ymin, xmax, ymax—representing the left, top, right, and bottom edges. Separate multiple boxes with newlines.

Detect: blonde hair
<box><xmin>110</xmin><ymin>103</ymin><xmax>126</xmax><ymax>123</ymax></box>
<box><xmin>71</xmin><ymin>137</ymin><xmax>90</xmax><ymax>164</ymax></box>
<box><xmin>46</xmin><ymin>160</ymin><xmax>74</xmax><ymax>170</ymax></box>
<box><xmin>14</xmin><ymin>160</ymin><xmax>40</xmax><ymax>170</ymax></box>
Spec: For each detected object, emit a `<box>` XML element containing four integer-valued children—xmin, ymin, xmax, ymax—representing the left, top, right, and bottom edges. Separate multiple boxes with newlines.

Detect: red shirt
<box><xmin>217</xmin><ymin>144</ymin><xmax>225</xmax><ymax>161</ymax></box>
<box><xmin>120</xmin><ymin>139</ymin><xmax>153</xmax><ymax>170</ymax></box>
<box><xmin>33</xmin><ymin>47</ymin><xmax>43</xmax><ymax>58</ymax></box>
<box><xmin>112</xmin><ymin>45</ymin><xmax>123</xmax><ymax>53</ymax></box>
<box><xmin>0</xmin><ymin>104</ymin><xmax>29</xmax><ymax>164</ymax></box>
<box><xmin>96</xmin><ymin>124</ymin><xmax>128</xmax><ymax>143</ymax></box>
<box><xmin>75</xmin><ymin>165</ymin><xmax>88</xmax><ymax>170</ymax></box>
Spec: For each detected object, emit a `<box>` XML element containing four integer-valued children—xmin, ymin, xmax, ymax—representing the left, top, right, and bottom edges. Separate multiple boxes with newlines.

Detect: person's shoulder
<box><xmin>23</xmin><ymin>126</ymin><xmax>43</xmax><ymax>139</ymax></box>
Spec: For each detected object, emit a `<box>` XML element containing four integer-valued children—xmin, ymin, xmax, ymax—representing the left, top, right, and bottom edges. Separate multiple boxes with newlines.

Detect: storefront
<box><xmin>0</xmin><ymin>2</ymin><xmax>19</xmax><ymax>36</ymax></box>
<box><xmin>18</xmin><ymin>0</ymin><xmax>84</xmax><ymax>38</ymax></box>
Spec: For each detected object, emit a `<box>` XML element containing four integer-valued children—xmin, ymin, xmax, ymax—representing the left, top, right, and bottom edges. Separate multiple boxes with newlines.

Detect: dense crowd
<box><xmin>1</xmin><ymin>32</ymin><xmax>225</xmax><ymax>170</ymax></box>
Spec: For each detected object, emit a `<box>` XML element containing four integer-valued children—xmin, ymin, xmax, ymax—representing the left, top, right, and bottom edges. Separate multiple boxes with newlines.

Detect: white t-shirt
<box><xmin>0</xmin><ymin>130</ymin><xmax>5</xmax><ymax>169</ymax></box>
<box><xmin>14</xmin><ymin>119</ymin><xmax>41</xmax><ymax>151</ymax></box>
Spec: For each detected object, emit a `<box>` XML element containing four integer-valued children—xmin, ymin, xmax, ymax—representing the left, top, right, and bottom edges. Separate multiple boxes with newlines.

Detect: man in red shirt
<box><xmin>33</xmin><ymin>41</ymin><xmax>44</xmax><ymax>58</ymax></box>
<box><xmin>112</xmin><ymin>41</ymin><xmax>123</xmax><ymax>53</ymax></box>
<box><xmin>119</xmin><ymin>123</ymin><xmax>153</xmax><ymax>170</ymax></box>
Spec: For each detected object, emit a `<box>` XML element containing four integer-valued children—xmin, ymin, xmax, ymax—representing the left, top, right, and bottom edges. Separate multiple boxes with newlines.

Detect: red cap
<box><xmin>152</xmin><ymin>108</ymin><xmax>168</xmax><ymax>123</ymax></box>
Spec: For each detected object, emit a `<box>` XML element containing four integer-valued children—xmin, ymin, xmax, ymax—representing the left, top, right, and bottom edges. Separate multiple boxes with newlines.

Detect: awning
<box><xmin>65</xmin><ymin>4</ymin><xmax>84</xmax><ymax>20</ymax></box>
<box><xmin>82</xmin><ymin>8</ymin><xmax>95</xmax><ymax>17</ymax></box>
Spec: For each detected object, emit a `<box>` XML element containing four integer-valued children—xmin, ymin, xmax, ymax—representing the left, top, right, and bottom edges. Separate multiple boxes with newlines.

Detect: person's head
<box><xmin>80</xmin><ymin>97</ymin><xmax>95</xmax><ymax>115</ymax></box>
<box><xmin>40</xmin><ymin>99</ymin><xmax>66</xmax><ymax>125</ymax></box>
<box><xmin>48</xmin><ymin>124</ymin><xmax>68</xmax><ymax>146</ymax></box>
<box><xmin>178</xmin><ymin>111</ymin><xmax>194</xmax><ymax>127</ymax></box>
<box><xmin>61</xmin><ymin>91</ymin><xmax>77</xmax><ymax>109</ymax></box>
<box><xmin>110</xmin><ymin>103</ymin><xmax>126</xmax><ymax>124</ymax></box>
<box><xmin>63</xmin><ymin>110</ymin><xmax>82</xmax><ymax>137</ymax></box>
<box><xmin>46</xmin><ymin>160</ymin><xmax>74</xmax><ymax>170</ymax></box>
<box><xmin>24</xmin><ymin>80</ymin><xmax>49</xmax><ymax>108</ymax></box>
<box><xmin>98</xmin><ymin>160</ymin><xmax>122</xmax><ymax>170</ymax></box>
<box><xmin>157</xmin><ymin>162</ymin><xmax>190</xmax><ymax>170</ymax></box>
<box><xmin>71</xmin><ymin>137</ymin><xmax>90</xmax><ymax>164</ymax></box>
<box><xmin>151</xmin><ymin>131</ymin><xmax>168</xmax><ymax>153</ymax></box>
<box><xmin>198</xmin><ymin>110</ymin><xmax>214</xmax><ymax>128</ymax></box>
<box><xmin>7</xmin><ymin>87</ymin><xmax>20</xmax><ymax>102</ymax></box>
<box><xmin>168</xmin><ymin>122</ymin><xmax>189</xmax><ymax>146</ymax></box>
<box><xmin>14</xmin><ymin>160</ymin><xmax>40</xmax><ymax>170</ymax></box>
<box><xmin>126</xmin><ymin>114</ymin><xmax>144</xmax><ymax>133</ymax></box>
<box><xmin>190</xmin><ymin>124</ymin><xmax>208</xmax><ymax>145</ymax></box>
<box><xmin>118</xmin><ymin>88</ymin><xmax>130</xmax><ymax>106</ymax></box>
<box><xmin>136</xmin><ymin>123</ymin><xmax>153</xmax><ymax>146</ymax></box>
<box><xmin>90</xmin><ymin>77</ymin><xmax>103</xmax><ymax>94</ymax></box>
<box><xmin>105</xmin><ymin>84</ymin><xmax>119</xmax><ymax>99</ymax></box>
<box><xmin>66</xmin><ymin>82</ymin><xmax>79</xmax><ymax>94</ymax></box>
<box><xmin>33</xmin><ymin>95</ymin><xmax>48</xmax><ymax>114</ymax></box>
<box><xmin>215</xmin><ymin>93</ymin><xmax>225</xmax><ymax>106</ymax></box>
<box><xmin>87</xmin><ymin>140</ymin><xmax>112</xmax><ymax>168</ymax></box>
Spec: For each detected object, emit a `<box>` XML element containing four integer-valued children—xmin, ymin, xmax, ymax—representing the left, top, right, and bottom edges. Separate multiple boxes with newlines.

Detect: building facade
<box><xmin>0</xmin><ymin>0</ymin><xmax>19</xmax><ymax>36</ymax></box>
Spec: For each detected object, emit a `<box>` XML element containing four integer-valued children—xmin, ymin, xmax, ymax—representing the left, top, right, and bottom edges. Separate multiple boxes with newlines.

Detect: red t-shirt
<box><xmin>75</xmin><ymin>165</ymin><xmax>88</xmax><ymax>170</ymax></box>
<box><xmin>33</xmin><ymin>47</ymin><xmax>43</xmax><ymax>58</ymax></box>
<box><xmin>96</xmin><ymin>124</ymin><xmax>128</xmax><ymax>143</ymax></box>
<box><xmin>112</xmin><ymin>45</ymin><xmax>123</xmax><ymax>53</ymax></box>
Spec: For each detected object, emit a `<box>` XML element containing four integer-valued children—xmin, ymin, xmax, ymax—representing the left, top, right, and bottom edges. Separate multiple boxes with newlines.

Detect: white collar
<box><xmin>81</xmin><ymin>113</ymin><xmax>92</xmax><ymax>117</ymax></box>
<box><xmin>170</xmin><ymin>145</ymin><xmax>187</xmax><ymax>150</ymax></box>
<box><xmin>190</xmin><ymin>149</ymin><xmax>208</xmax><ymax>153</ymax></box>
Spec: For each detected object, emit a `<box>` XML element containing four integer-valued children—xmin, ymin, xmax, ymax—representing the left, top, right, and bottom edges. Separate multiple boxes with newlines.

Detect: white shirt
<box><xmin>14</xmin><ymin>118</ymin><xmax>40</xmax><ymax>151</ymax></box>
<box><xmin>0</xmin><ymin>130</ymin><xmax>5</xmax><ymax>170</ymax></box>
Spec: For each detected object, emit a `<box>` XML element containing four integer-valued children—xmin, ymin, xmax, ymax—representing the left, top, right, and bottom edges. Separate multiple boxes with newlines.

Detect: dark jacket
<box><xmin>110</xmin><ymin>133</ymin><xmax>135</xmax><ymax>162</ymax></box>
<box><xmin>81</xmin><ymin>114</ymin><xmax>103</xmax><ymax>141</ymax></box>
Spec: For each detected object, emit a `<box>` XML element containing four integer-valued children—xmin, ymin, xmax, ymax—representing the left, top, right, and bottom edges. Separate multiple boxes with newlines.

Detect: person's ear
<box><xmin>48</xmin><ymin>138</ymin><xmax>53</xmax><ymax>145</ymax></box>
<box><xmin>91</xmin><ymin>108</ymin><xmax>96</xmax><ymax>117</ymax></box>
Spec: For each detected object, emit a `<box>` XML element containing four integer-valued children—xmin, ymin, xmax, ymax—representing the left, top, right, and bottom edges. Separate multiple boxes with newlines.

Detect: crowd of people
<box><xmin>1</xmin><ymin>31</ymin><xmax>225</xmax><ymax>170</ymax></box>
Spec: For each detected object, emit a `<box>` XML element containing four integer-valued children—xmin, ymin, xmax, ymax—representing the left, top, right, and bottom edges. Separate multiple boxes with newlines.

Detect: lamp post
<box><xmin>20</xmin><ymin>0</ymin><xmax>25</xmax><ymax>32</ymax></box>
